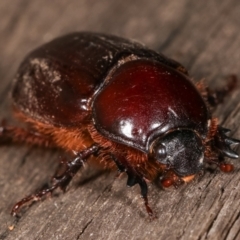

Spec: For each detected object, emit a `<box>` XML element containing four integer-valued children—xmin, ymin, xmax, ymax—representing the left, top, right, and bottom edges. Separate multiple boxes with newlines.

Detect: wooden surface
<box><xmin>0</xmin><ymin>1</ymin><xmax>240</xmax><ymax>239</ymax></box>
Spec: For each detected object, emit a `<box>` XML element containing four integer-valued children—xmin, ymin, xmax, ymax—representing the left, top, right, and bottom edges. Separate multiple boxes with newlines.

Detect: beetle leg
<box><xmin>111</xmin><ymin>155</ymin><xmax>155</xmax><ymax>218</ymax></box>
<box><xmin>206</xmin><ymin>75</ymin><xmax>237</xmax><ymax>107</ymax></box>
<box><xmin>208</xmin><ymin>127</ymin><xmax>240</xmax><ymax>172</ymax></box>
<box><xmin>111</xmin><ymin>154</ymin><xmax>125</xmax><ymax>173</ymax></box>
<box><xmin>126</xmin><ymin>172</ymin><xmax>154</xmax><ymax>217</ymax></box>
<box><xmin>11</xmin><ymin>144</ymin><xmax>99</xmax><ymax>216</ymax></box>
<box><xmin>0</xmin><ymin>120</ymin><xmax>54</xmax><ymax>148</ymax></box>
<box><xmin>214</xmin><ymin>127</ymin><xmax>240</xmax><ymax>159</ymax></box>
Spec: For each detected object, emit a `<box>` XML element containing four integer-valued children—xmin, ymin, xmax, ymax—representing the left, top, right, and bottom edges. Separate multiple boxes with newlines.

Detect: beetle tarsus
<box><xmin>11</xmin><ymin>186</ymin><xmax>56</xmax><ymax>216</ymax></box>
<box><xmin>11</xmin><ymin>144</ymin><xmax>99</xmax><ymax>216</ymax></box>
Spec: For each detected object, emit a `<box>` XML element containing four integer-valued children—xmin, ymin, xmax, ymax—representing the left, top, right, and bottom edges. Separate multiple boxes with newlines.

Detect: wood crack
<box><xmin>76</xmin><ymin>218</ymin><xmax>93</xmax><ymax>240</ymax></box>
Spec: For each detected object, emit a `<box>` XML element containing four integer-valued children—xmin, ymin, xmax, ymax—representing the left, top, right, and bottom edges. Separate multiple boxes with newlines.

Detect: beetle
<box><xmin>1</xmin><ymin>32</ymin><xmax>239</xmax><ymax>217</ymax></box>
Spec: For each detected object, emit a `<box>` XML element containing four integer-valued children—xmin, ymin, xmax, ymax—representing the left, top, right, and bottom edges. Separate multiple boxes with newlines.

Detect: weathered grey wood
<box><xmin>0</xmin><ymin>0</ymin><xmax>240</xmax><ymax>239</ymax></box>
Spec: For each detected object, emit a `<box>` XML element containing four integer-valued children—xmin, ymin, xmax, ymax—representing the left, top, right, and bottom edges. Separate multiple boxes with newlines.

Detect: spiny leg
<box><xmin>213</xmin><ymin>127</ymin><xmax>240</xmax><ymax>171</ymax></box>
<box><xmin>215</xmin><ymin>127</ymin><xmax>240</xmax><ymax>159</ymax></box>
<box><xmin>205</xmin><ymin>126</ymin><xmax>240</xmax><ymax>172</ymax></box>
<box><xmin>11</xmin><ymin>144</ymin><xmax>99</xmax><ymax>216</ymax></box>
<box><xmin>127</xmin><ymin>173</ymin><xmax>154</xmax><ymax>217</ymax></box>
<box><xmin>199</xmin><ymin>76</ymin><xmax>239</xmax><ymax>169</ymax></box>
<box><xmin>112</xmin><ymin>155</ymin><xmax>154</xmax><ymax>218</ymax></box>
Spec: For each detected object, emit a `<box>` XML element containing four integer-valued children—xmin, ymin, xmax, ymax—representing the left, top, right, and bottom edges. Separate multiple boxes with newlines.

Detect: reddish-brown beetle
<box><xmin>1</xmin><ymin>32</ymin><xmax>239</xmax><ymax>217</ymax></box>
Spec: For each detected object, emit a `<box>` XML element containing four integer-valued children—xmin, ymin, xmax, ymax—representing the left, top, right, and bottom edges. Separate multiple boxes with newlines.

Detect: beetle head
<box><xmin>151</xmin><ymin>130</ymin><xmax>204</xmax><ymax>176</ymax></box>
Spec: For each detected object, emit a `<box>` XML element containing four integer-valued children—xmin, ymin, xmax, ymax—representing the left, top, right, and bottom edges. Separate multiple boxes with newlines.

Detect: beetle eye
<box><xmin>152</xmin><ymin>143</ymin><xmax>167</xmax><ymax>161</ymax></box>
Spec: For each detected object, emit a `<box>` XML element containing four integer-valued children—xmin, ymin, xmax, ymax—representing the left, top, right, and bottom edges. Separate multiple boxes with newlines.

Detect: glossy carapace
<box><xmin>3</xmin><ymin>32</ymin><xmax>239</xmax><ymax>217</ymax></box>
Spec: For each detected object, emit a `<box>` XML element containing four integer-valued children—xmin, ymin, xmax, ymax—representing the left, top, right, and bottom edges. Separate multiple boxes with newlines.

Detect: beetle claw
<box><xmin>221</xmin><ymin>146</ymin><xmax>239</xmax><ymax>159</ymax></box>
<box><xmin>220</xmin><ymin>127</ymin><xmax>231</xmax><ymax>134</ymax></box>
<box><xmin>215</xmin><ymin>127</ymin><xmax>240</xmax><ymax>159</ymax></box>
<box><xmin>225</xmin><ymin>137</ymin><xmax>240</xmax><ymax>146</ymax></box>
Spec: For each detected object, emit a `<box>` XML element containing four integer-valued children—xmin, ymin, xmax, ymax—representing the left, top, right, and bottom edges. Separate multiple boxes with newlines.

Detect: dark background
<box><xmin>0</xmin><ymin>1</ymin><xmax>240</xmax><ymax>239</ymax></box>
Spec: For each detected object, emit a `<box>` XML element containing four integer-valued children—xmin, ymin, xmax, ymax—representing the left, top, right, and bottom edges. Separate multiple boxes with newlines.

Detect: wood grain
<box><xmin>0</xmin><ymin>1</ymin><xmax>240</xmax><ymax>239</ymax></box>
